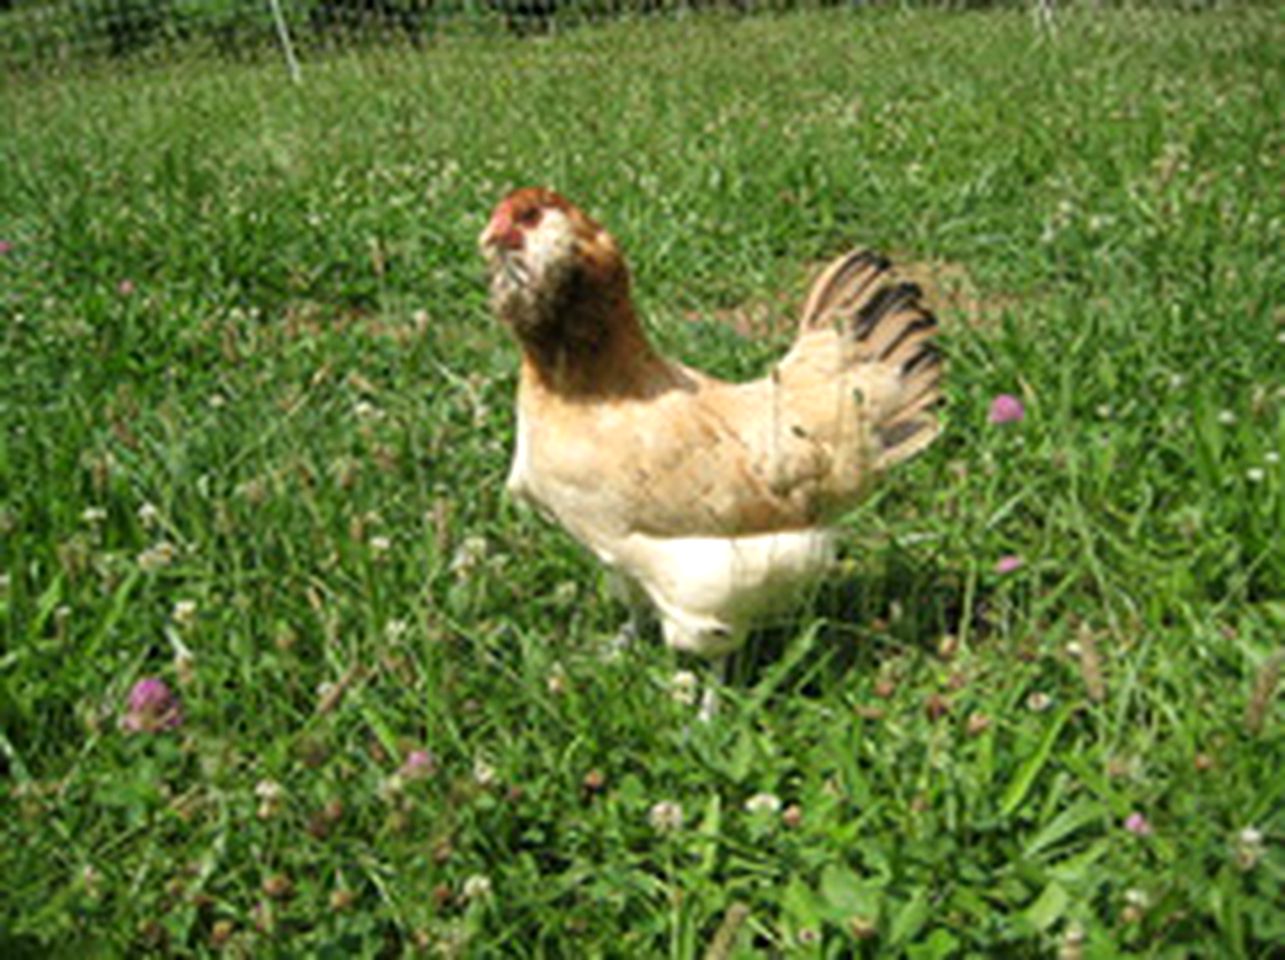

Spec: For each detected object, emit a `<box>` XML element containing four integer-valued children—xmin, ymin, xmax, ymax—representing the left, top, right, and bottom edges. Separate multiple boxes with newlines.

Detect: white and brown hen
<box><xmin>480</xmin><ymin>187</ymin><xmax>943</xmax><ymax>692</ymax></box>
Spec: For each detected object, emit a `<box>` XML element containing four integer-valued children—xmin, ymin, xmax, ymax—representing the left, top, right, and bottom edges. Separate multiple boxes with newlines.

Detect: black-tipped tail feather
<box><xmin>800</xmin><ymin>248</ymin><xmax>945</xmax><ymax>470</ymax></box>
<box><xmin>799</xmin><ymin>250</ymin><xmax>892</xmax><ymax>330</ymax></box>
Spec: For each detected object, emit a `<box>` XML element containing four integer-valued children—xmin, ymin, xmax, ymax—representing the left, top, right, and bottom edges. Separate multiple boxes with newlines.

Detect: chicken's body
<box><xmin>481</xmin><ymin>188</ymin><xmax>943</xmax><ymax>659</ymax></box>
<box><xmin>507</xmin><ymin>361</ymin><xmax>840</xmax><ymax>657</ymax></box>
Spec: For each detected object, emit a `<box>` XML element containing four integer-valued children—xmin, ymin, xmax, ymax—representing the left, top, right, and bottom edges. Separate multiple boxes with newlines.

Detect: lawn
<box><xmin>1</xmin><ymin>6</ymin><xmax>1281</xmax><ymax>956</ymax></box>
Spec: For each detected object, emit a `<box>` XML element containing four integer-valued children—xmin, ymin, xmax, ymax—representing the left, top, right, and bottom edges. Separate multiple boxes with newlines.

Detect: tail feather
<box><xmin>799</xmin><ymin>250</ymin><xmax>891</xmax><ymax>330</ymax></box>
<box><xmin>875</xmin><ymin>337</ymin><xmax>943</xmax><ymax>470</ymax></box>
<box><xmin>797</xmin><ymin>248</ymin><xmax>945</xmax><ymax>472</ymax></box>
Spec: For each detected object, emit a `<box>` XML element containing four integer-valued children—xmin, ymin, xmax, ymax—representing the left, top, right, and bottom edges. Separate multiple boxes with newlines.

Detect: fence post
<box><xmin>1033</xmin><ymin>0</ymin><xmax>1056</xmax><ymax>36</ymax></box>
<box><xmin>267</xmin><ymin>0</ymin><xmax>303</xmax><ymax>84</ymax></box>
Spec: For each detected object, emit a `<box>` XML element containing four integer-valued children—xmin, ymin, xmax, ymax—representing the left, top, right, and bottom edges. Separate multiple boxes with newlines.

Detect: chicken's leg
<box><xmin>698</xmin><ymin>655</ymin><xmax>732</xmax><ymax>723</ymax></box>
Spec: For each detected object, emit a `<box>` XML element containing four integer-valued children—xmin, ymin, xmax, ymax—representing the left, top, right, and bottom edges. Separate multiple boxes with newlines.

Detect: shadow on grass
<box><xmin>0</xmin><ymin>932</ymin><xmax>58</xmax><ymax>960</ymax></box>
<box><xmin>731</xmin><ymin>544</ymin><xmax>992</xmax><ymax>699</ymax></box>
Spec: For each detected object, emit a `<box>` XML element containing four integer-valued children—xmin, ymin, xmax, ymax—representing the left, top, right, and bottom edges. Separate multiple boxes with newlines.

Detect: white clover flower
<box><xmin>236</xmin><ymin>477</ymin><xmax>268</xmax><ymax>504</ymax></box>
<box><xmin>175</xmin><ymin>651</ymin><xmax>197</xmax><ymax>685</ymax></box>
<box><xmin>669</xmin><ymin>670</ymin><xmax>700</xmax><ymax>706</ymax></box>
<box><xmin>1217</xmin><ymin>409</ymin><xmax>1237</xmax><ymax>425</ymax></box>
<box><xmin>472</xmin><ymin>757</ymin><xmax>497</xmax><ymax>788</ymax></box>
<box><xmin>255</xmin><ymin>779</ymin><xmax>284</xmax><ymax>819</ymax></box>
<box><xmin>81</xmin><ymin>506</ymin><xmax>107</xmax><ymax>525</ymax></box>
<box><xmin>1124</xmin><ymin>888</ymin><xmax>1150</xmax><ymax>909</ymax></box>
<box><xmin>450</xmin><ymin>536</ymin><xmax>489</xmax><ymax>575</ymax></box>
<box><xmin>137</xmin><ymin>502</ymin><xmax>161</xmax><ymax>527</ymax></box>
<box><xmin>353</xmin><ymin>399</ymin><xmax>384</xmax><ymax>422</ymax></box>
<box><xmin>80</xmin><ymin>864</ymin><xmax>103</xmax><ymax>899</ymax></box>
<box><xmin>461</xmin><ymin>874</ymin><xmax>493</xmax><ymax>901</ymax></box>
<box><xmin>546</xmin><ymin>663</ymin><xmax>568</xmax><ymax>696</ymax></box>
<box><xmin>648</xmin><ymin>800</ymin><xmax>685</xmax><ymax>833</ymax></box>
<box><xmin>378</xmin><ymin>773</ymin><xmax>405</xmax><ymax>803</ymax></box>
<box><xmin>744</xmin><ymin>792</ymin><xmax>782</xmax><ymax>815</ymax></box>
<box><xmin>1235</xmin><ymin>826</ymin><xmax>1265</xmax><ymax>870</ymax></box>
<box><xmin>369</xmin><ymin>535</ymin><xmax>392</xmax><ymax>556</ymax></box>
<box><xmin>137</xmin><ymin>541</ymin><xmax>178</xmax><ymax>572</ymax></box>
<box><xmin>1246</xmin><ymin>467</ymin><xmax>1265</xmax><ymax>484</ymax></box>
<box><xmin>1060</xmin><ymin>922</ymin><xmax>1086</xmax><ymax>957</ymax></box>
<box><xmin>172</xmin><ymin>599</ymin><xmax>198</xmax><ymax>628</ymax></box>
<box><xmin>1026</xmin><ymin>691</ymin><xmax>1053</xmax><ymax>712</ymax></box>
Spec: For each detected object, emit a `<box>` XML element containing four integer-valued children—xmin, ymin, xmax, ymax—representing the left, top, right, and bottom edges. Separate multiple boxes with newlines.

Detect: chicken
<box><xmin>480</xmin><ymin>187</ymin><xmax>943</xmax><ymax>674</ymax></box>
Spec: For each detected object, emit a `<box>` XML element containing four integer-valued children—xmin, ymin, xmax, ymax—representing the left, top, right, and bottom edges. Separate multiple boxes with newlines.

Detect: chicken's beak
<box><xmin>481</xmin><ymin>215</ymin><xmax>532</xmax><ymax>292</ymax></box>
<box><xmin>480</xmin><ymin>210</ymin><xmax>523</xmax><ymax>253</ymax></box>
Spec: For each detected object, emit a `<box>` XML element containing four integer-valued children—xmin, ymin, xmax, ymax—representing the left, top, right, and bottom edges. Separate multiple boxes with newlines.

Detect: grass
<box><xmin>1</xmin><ymin>6</ymin><xmax>1282</xmax><ymax>956</ymax></box>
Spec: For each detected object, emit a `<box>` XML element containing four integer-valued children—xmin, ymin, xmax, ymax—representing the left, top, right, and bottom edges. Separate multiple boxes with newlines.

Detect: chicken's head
<box><xmin>480</xmin><ymin>187</ymin><xmax>628</xmax><ymax>338</ymax></box>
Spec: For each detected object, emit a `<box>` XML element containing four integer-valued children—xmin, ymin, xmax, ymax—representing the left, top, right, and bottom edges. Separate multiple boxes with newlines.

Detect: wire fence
<box><xmin>0</xmin><ymin>0</ymin><xmax>1234</xmax><ymax>75</ymax></box>
<box><xmin>0</xmin><ymin>0</ymin><xmax>782</xmax><ymax>73</ymax></box>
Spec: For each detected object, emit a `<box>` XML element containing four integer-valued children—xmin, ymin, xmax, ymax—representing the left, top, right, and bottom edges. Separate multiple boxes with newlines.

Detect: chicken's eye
<box><xmin>517</xmin><ymin>207</ymin><xmax>543</xmax><ymax>228</ymax></box>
